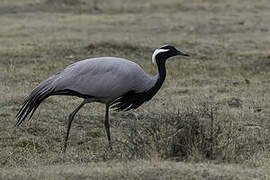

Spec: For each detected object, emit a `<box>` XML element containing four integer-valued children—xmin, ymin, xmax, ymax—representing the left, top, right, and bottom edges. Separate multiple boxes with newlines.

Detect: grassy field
<box><xmin>0</xmin><ymin>0</ymin><xmax>270</xmax><ymax>179</ymax></box>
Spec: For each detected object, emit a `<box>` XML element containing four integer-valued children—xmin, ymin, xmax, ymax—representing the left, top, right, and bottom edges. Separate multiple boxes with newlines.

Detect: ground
<box><xmin>0</xmin><ymin>0</ymin><xmax>269</xmax><ymax>179</ymax></box>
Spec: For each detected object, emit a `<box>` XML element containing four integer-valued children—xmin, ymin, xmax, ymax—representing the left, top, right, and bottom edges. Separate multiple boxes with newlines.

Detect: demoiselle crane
<box><xmin>16</xmin><ymin>44</ymin><xmax>189</xmax><ymax>152</ymax></box>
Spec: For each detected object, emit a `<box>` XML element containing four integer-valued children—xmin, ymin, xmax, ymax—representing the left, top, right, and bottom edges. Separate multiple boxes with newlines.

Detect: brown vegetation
<box><xmin>0</xmin><ymin>0</ymin><xmax>269</xmax><ymax>179</ymax></box>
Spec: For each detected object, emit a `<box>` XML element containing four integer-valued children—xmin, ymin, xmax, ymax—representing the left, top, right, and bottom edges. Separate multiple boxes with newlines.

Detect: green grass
<box><xmin>0</xmin><ymin>0</ymin><xmax>270</xmax><ymax>179</ymax></box>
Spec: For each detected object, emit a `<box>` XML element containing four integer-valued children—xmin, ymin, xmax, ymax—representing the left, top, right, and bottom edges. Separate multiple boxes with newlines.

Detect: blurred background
<box><xmin>0</xmin><ymin>0</ymin><xmax>269</xmax><ymax>179</ymax></box>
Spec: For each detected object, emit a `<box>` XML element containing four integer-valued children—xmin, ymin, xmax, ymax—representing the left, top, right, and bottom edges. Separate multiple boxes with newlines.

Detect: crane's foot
<box><xmin>108</xmin><ymin>140</ymin><xmax>113</xmax><ymax>151</ymax></box>
<box><xmin>62</xmin><ymin>142</ymin><xmax>68</xmax><ymax>153</ymax></box>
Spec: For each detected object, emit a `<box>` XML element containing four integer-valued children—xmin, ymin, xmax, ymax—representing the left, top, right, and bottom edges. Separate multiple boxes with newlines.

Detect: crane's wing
<box><xmin>52</xmin><ymin>57</ymin><xmax>154</xmax><ymax>101</ymax></box>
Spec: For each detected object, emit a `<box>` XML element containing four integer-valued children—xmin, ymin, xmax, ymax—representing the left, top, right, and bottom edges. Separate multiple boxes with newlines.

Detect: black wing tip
<box><xmin>15</xmin><ymin>120</ymin><xmax>23</xmax><ymax>127</ymax></box>
<box><xmin>15</xmin><ymin>87</ymin><xmax>53</xmax><ymax>126</ymax></box>
<box><xmin>15</xmin><ymin>106</ymin><xmax>29</xmax><ymax>126</ymax></box>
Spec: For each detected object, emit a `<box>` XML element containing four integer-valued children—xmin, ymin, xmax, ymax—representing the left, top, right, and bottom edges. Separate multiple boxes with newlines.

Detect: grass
<box><xmin>0</xmin><ymin>0</ymin><xmax>270</xmax><ymax>179</ymax></box>
<box><xmin>1</xmin><ymin>161</ymin><xmax>269</xmax><ymax>180</ymax></box>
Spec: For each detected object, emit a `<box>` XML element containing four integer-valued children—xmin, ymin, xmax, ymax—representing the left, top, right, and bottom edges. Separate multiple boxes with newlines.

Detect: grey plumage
<box><xmin>54</xmin><ymin>57</ymin><xmax>155</xmax><ymax>101</ymax></box>
<box><xmin>16</xmin><ymin>45</ymin><xmax>188</xmax><ymax>152</ymax></box>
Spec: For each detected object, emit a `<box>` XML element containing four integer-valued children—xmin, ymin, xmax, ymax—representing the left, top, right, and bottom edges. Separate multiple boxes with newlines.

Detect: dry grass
<box><xmin>0</xmin><ymin>0</ymin><xmax>270</xmax><ymax>179</ymax></box>
<box><xmin>1</xmin><ymin>161</ymin><xmax>270</xmax><ymax>180</ymax></box>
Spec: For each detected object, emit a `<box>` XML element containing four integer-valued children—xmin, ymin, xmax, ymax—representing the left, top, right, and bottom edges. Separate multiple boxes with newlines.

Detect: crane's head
<box><xmin>152</xmin><ymin>44</ymin><xmax>189</xmax><ymax>65</ymax></box>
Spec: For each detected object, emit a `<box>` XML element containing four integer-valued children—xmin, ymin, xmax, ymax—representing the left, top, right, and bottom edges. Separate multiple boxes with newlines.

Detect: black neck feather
<box><xmin>151</xmin><ymin>61</ymin><xmax>166</xmax><ymax>95</ymax></box>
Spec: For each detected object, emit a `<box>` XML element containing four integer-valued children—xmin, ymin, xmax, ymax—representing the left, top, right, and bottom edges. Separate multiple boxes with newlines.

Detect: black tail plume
<box><xmin>16</xmin><ymin>82</ymin><xmax>54</xmax><ymax>126</ymax></box>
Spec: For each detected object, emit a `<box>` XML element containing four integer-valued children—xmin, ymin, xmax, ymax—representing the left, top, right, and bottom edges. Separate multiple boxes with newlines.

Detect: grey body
<box><xmin>53</xmin><ymin>57</ymin><xmax>155</xmax><ymax>103</ymax></box>
<box><xmin>16</xmin><ymin>45</ymin><xmax>188</xmax><ymax>152</ymax></box>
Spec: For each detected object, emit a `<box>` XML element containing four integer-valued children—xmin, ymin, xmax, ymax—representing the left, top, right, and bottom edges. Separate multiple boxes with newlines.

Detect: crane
<box><xmin>16</xmin><ymin>44</ymin><xmax>189</xmax><ymax>152</ymax></box>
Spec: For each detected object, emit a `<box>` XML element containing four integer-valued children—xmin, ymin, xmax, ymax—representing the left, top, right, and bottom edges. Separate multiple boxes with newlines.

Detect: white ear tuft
<box><xmin>152</xmin><ymin>48</ymin><xmax>170</xmax><ymax>65</ymax></box>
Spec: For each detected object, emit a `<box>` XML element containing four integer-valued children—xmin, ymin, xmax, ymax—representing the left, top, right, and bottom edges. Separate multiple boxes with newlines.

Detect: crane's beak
<box><xmin>176</xmin><ymin>50</ymin><xmax>189</xmax><ymax>56</ymax></box>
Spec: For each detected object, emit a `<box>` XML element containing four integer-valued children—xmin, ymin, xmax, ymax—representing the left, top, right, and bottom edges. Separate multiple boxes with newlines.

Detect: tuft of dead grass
<box><xmin>102</xmin><ymin>97</ymin><xmax>268</xmax><ymax>164</ymax></box>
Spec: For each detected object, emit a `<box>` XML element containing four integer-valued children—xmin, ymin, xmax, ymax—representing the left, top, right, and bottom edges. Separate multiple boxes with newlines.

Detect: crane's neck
<box><xmin>154</xmin><ymin>62</ymin><xmax>166</xmax><ymax>91</ymax></box>
<box><xmin>145</xmin><ymin>62</ymin><xmax>166</xmax><ymax>100</ymax></box>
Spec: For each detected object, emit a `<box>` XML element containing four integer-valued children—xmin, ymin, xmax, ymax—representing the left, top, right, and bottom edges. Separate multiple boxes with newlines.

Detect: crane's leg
<box><xmin>63</xmin><ymin>99</ymin><xmax>88</xmax><ymax>153</ymax></box>
<box><xmin>104</xmin><ymin>104</ymin><xmax>111</xmax><ymax>143</ymax></box>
